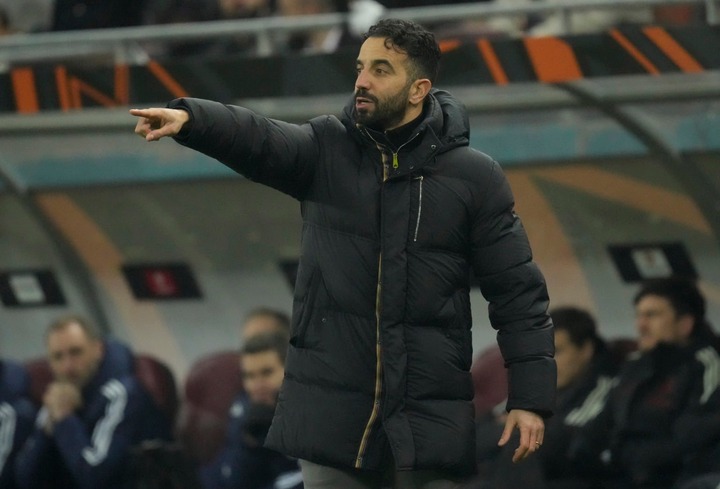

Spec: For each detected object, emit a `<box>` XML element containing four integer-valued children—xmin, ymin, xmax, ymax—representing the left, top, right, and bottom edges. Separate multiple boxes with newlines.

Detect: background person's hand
<box><xmin>498</xmin><ymin>408</ymin><xmax>544</xmax><ymax>463</ymax></box>
<box><xmin>43</xmin><ymin>382</ymin><xmax>82</xmax><ymax>423</ymax></box>
<box><xmin>130</xmin><ymin>108</ymin><xmax>189</xmax><ymax>142</ymax></box>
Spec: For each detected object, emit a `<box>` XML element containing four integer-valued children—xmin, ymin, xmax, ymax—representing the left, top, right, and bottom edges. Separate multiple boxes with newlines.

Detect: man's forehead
<box><xmin>357</xmin><ymin>36</ymin><xmax>407</xmax><ymax>63</ymax></box>
<box><xmin>242</xmin><ymin>350</ymin><xmax>282</xmax><ymax>367</ymax></box>
<box><xmin>637</xmin><ymin>294</ymin><xmax>672</xmax><ymax>309</ymax></box>
<box><xmin>48</xmin><ymin>324</ymin><xmax>90</xmax><ymax>346</ymax></box>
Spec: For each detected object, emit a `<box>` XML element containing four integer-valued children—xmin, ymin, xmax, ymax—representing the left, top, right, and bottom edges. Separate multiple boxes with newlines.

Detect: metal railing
<box><xmin>0</xmin><ymin>0</ymin><xmax>716</xmax><ymax>64</ymax></box>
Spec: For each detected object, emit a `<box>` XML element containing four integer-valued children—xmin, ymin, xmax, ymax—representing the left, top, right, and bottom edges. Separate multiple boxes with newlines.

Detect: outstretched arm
<box><xmin>130</xmin><ymin>108</ymin><xmax>190</xmax><ymax>142</ymax></box>
<box><xmin>132</xmin><ymin>98</ymin><xmax>320</xmax><ymax>200</ymax></box>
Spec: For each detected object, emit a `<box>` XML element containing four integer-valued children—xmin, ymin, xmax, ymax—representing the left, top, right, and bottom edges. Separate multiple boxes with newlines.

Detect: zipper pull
<box><xmin>392</xmin><ymin>152</ymin><xmax>399</xmax><ymax>169</ymax></box>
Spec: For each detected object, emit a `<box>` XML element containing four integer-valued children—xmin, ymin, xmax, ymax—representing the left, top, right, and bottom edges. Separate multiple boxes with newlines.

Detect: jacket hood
<box><xmin>342</xmin><ymin>88</ymin><xmax>470</xmax><ymax>151</ymax></box>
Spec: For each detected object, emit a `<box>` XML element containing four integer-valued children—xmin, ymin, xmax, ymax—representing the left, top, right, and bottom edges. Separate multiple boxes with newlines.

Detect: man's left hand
<box><xmin>497</xmin><ymin>408</ymin><xmax>544</xmax><ymax>463</ymax></box>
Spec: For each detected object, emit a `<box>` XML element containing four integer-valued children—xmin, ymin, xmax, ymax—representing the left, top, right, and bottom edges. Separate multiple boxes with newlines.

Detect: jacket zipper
<box><xmin>360</xmin><ymin>126</ymin><xmax>420</xmax><ymax>171</ymax></box>
<box><xmin>391</xmin><ymin>133</ymin><xmax>420</xmax><ymax>169</ymax></box>
<box><xmin>355</xmin><ymin>258</ymin><xmax>384</xmax><ymax>468</ymax></box>
<box><xmin>353</xmin><ymin>127</ymin><xmax>421</xmax><ymax>467</ymax></box>
<box><xmin>355</xmin><ymin>136</ymin><xmax>390</xmax><ymax>469</ymax></box>
<box><xmin>413</xmin><ymin>176</ymin><xmax>424</xmax><ymax>242</ymax></box>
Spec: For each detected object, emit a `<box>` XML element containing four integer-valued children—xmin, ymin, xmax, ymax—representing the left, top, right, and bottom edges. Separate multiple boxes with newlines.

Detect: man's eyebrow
<box><xmin>356</xmin><ymin>59</ymin><xmax>396</xmax><ymax>71</ymax></box>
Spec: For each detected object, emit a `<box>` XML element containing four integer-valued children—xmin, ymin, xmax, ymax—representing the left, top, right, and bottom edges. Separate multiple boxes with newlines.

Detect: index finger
<box><xmin>129</xmin><ymin>108</ymin><xmax>161</xmax><ymax>118</ymax></box>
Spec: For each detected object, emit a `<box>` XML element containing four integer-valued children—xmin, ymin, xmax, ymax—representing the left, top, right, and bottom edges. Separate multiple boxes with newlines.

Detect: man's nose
<box><xmin>59</xmin><ymin>357</ymin><xmax>76</xmax><ymax>375</ymax></box>
<box><xmin>635</xmin><ymin>317</ymin><xmax>647</xmax><ymax>331</ymax></box>
<box><xmin>355</xmin><ymin>70</ymin><xmax>370</xmax><ymax>90</ymax></box>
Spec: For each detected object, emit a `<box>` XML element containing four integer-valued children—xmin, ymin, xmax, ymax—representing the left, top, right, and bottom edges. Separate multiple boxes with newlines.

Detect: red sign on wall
<box><xmin>122</xmin><ymin>263</ymin><xmax>202</xmax><ymax>300</ymax></box>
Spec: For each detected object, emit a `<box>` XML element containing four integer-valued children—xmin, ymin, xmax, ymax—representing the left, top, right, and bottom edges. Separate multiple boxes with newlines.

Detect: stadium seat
<box><xmin>25</xmin><ymin>357</ymin><xmax>54</xmax><ymax>406</ymax></box>
<box><xmin>134</xmin><ymin>354</ymin><xmax>180</xmax><ymax>424</ymax></box>
<box><xmin>175</xmin><ymin>350</ymin><xmax>244</xmax><ymax>464</ymax></box>
<box><xmin>471</xmin><ymin>345</ymin><xmax>508</xmax><ymax>418</ymax></box>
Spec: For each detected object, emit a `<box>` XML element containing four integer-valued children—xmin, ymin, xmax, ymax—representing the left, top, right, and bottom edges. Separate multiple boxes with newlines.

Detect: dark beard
<box><xmin>354</xmin><ymin>83</ymin><xmax>412</xmax><ymax>130</ymax></box>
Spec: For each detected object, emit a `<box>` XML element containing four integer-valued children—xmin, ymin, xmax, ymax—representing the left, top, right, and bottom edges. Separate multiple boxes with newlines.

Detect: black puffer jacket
<box><xmin>170</xmin><ymin>90</ymin><xmax>555</xmax><ymax>475</ymax></box>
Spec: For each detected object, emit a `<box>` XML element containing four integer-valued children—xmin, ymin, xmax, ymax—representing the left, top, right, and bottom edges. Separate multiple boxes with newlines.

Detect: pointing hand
<box><xmin>130</xmin><ymin>107</ymin><xmax>190</xmax><ymax>142</ymax></box>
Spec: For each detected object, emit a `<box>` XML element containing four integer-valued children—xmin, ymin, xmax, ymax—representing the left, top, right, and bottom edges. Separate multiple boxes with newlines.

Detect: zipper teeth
<box><xmin>413</xmin><ymin>176</ymin><xmax>424</xmax><ymax>242</ymax></box>
<box><xmin>392</xmin><ymin>133</ymin><xmax>420</xmax><ymax>169</ymax></box>
<box><xmin>360</xmin><ymin>127</ymin><xmax>420</xmax><ymax>174</ymax></box>
<box><xmin>355</xmin><ymin>255</ymin><xmax>384</xmax><ymax>468</ymax></box>
<box><xmin>354</xmin><ymin>130</ymin><xmax>422</xmax><ymax>467</ymax></box>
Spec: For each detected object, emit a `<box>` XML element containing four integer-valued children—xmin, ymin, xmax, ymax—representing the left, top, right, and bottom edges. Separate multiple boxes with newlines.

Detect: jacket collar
<box><xmin>342</xmin><ymin>89</ymin><xmax>468</xmax><ymax>178</ymax></box>
<box><xmin>82</xmin><ymin>338</ymin><xmax>134</xmax><ymax>398</ymax></box>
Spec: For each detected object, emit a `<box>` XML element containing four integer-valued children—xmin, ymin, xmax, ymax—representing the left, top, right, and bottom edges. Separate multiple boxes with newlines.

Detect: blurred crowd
<box><xmin>0</xmin><ymin>0</ymin><xmax>706</xmax><ymax>55</ymax></box>
<box><xmin>2</xmin><ymin>277</ymin><xmax>719</xmax><ymax>489</ymax></box>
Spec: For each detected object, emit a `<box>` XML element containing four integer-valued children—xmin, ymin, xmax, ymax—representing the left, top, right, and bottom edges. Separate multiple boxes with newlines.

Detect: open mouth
<box><xmin>355</xmin><ymin>97</ymin><xmax>374</xmax><ymax>110</ymax></box>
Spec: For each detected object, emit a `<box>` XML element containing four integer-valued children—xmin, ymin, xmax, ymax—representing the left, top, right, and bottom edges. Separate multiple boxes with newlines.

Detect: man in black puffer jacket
<box><xmin>131</xmin><ymin>18</ymin><xmax>555</xmax><ymax>488</ymax></box>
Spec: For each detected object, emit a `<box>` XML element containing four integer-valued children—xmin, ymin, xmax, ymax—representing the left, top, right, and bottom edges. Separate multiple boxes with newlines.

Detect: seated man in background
<box><xmin>568</xmin><ymin>278</ymin><xmax>720</xmax><ymax>489</ymax></box>
<box><xmin>14</xmin><ymin>315</ymin><xmax>173</xmax><ymax>489</ymax></box>
<box><xmin>199</xmin><ymin>331</ymin><xmax>303</xmax><ymax>489</ymax></box>
<box><xmin>0</xmin><ymin>358</ymin><xmax>36</xmax><ymax>489</ymax></box>
<box><xmin>472</xmin><ymin>306</ymin><xmax>617</xmax><ymax>489</ymax></box>
<box><xmin>539</xmin><ymin>307</ymin><xmax>618</xmax><ymax>488</ymax></box>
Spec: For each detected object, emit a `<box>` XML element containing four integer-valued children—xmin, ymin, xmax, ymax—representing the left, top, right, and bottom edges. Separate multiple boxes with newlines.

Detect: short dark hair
<box><xmin>634</xmin><ymin>278</ymin><xmax>706</xmax><ymax>335</ymax></box>
<box><xmin>550</xmin><ymin>307</ymin><xmax>605</xmax><ymax>351</ymax></box>
<box><xmin>241</xmin><ymin>331</ymin><xmax>288</xmax><ymax>365</ymax></box>
<box><xmin>365</xmin><ymin>18</ymin><xmax>441</xmax><ymax>83</ymax></box>
<box><xmin>46</xmin><ymin>314</ymin><xmax>101</xmax><ymax>342</ymax></box>
<box><xmin>244</xmin><ymin>307</ymin><xmax>291</xmax><ymax>331</ymax></box>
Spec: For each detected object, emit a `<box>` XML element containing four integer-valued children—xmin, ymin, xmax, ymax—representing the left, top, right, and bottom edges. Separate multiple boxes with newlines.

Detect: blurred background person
<box><xmin>471</xmin><ymin>306</ymin><xmax>617</xmax><ymax>489</ymax></box>
<box><xmin>14</xmin><ymin>315</ymin><xmax>173</xmax><ymax>489</ymax></box>
<box><xmin>540</xmin><ymin>307</ymin><xmax>618</xmax><ymax>489</ymax></box>
<box><xmin>480</xmin><ymin>0</ymin><xmax>653</xmax><ymax>37</ymax></box>
<box><xmin>168</xmin><ymin>0</ymin><xmax>275</xmax><ymax>56</ymax></box>
<box><xmin>241</xmin><ymin>307</ymin><xmax>291</xmax><ymax>342</ymax></box>
<box><xmin>198</xmin><ymin>331</ymin><xmax>302</xmax><ymax>489</ymax></box>
<box><xmin>0</xmin><ymin>5</ymin><xmax>13</xmax><ymax>35</ymax></box>
<box><xmin>51</xmin><ymin>0</ymin><xmax>149</xmax><ymax>30</ymax></box>
<box><xmin>0</xmin><ymin>0</ymin><xmax>53</xmax><ymax>32</ymax></box>
<box><xmin>567</xmin><ymin>278</ymin><xmax>720</xmax><ymax>489</ymax></box>
<box><xmin>276</xmin><ymin>0</ymin><xmax>361</xmax><ymax>53</ymax></box>
<box><xmin>0</xmin><ymin>358</ymin><xmax>36</xmax><ymax>489</ymax></box>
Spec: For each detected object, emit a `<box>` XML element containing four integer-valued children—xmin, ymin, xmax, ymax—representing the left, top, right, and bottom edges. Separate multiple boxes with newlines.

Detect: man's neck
<box><xmin>383</xmin><ymin>106</ymin><xmax>426</xmax><ymax>150</ymax></box>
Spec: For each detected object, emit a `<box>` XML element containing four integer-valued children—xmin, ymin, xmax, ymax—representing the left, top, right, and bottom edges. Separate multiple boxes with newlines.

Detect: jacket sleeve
<box><xmin>674</xmin><ymin>346</ymin><xmax>720</xmax><ymax>451</ymax></box>
<box><xmin>13</xmin><ymin>409</ymin><xmax>54</xmax><ymax>489</ymax></box>
<box><xmin>0</xmin><ymin>399</ymin><xmax>36</xmax><ymax>489</ymax></box>
<box><xmin>618</xmin><ymin>346</ymin><xmax>720</xmax><ymax>484</ymax></box>
<box><xmin>168</xmin><ymin>97</ymin><xmax>319</xmax><ymax>200</ymax></box>
<box><xmin>50</xmin><ymin>378</ymin><xmax>152</xmax><ymax>489</ymax></box>
<box><xmin>469</xmin><ymin>159</ymin><xmax>555</xmax><ymax>417</ymax></box>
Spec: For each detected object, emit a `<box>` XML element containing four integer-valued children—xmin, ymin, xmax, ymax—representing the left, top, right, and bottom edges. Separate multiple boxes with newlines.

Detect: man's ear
<box><xmin>409</xmin><ymin>79</ymin><xmax>432</xmax><ymax>105</ymax></box>
<box><xmin>94</xmin><ymin>339</ymin><xmax>105</xmax><ymax>359</ymax></box>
